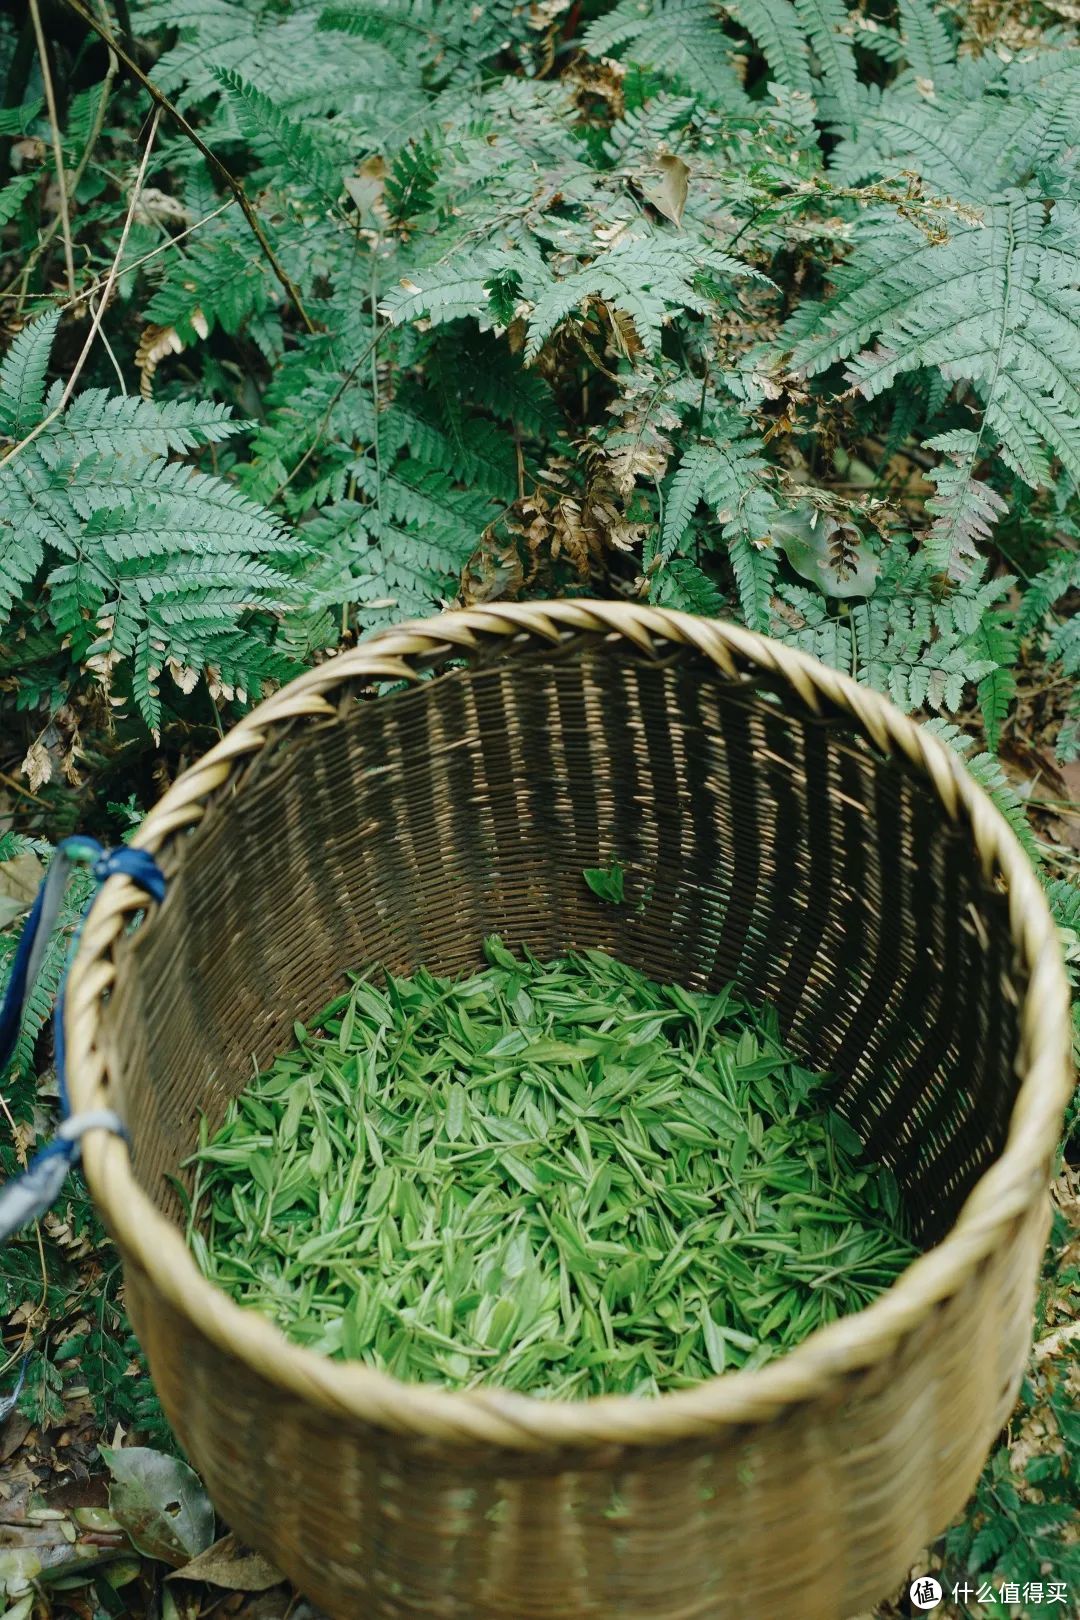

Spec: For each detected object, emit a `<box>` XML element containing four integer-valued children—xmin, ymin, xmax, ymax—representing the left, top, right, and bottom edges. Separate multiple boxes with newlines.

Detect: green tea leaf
<box><xmin>583</xmin><ymin>860</ymin><xmax>625</xmax><ymax>904</ymax></box>
<box><xmin>188</xmin><ymin>942</ymin><xmax>915</xmax><ymax>1399</ymax></box>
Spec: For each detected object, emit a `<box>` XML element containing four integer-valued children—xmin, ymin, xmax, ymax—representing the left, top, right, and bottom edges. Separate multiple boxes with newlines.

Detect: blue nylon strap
<box><xmin>0</xmin><ymin>837</ymin><xmax>166</xmax><ymax>1244</ymax></box>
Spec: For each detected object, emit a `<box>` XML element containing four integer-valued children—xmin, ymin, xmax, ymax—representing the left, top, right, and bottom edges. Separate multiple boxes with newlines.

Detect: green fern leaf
<box><xmin>1018</xmin><ymin>551</ymin><xmax>1080</xmax><ymax>635</ymax></box>
<box><xmin>661</xmin><ymin>442</ymin><xmax>716</xmax><ymax>559</ymax></box>
<box><xmin>794</xmin><ymin>0</ymin><xmax>861</xmax><ymax>123</ymax></box>
<box><xmin>0</xmin><ymin>474</ymin><xmax>47</xmax><ymax>620</ymax></box>
<box><xmin>726</xmin><ymin>0</ymin><xmax>813</xmax><ymax>95</ymax></box>
<box><xmin>380</xmin><ymin>266</ymin><xmax>493</xmax><ymax>329</ymax></box>
<box><xmin>921</xmin><ymin>430</ymin><xmax>1007</xmax><ymax>580</ymax></box>
<box><xmin>648</xmin><ymin>555</ymin><xmax>727</xmax><ymax>615</ymax></box>
<box><xmin>1046</xmin><ymin>877</ymin><xmax>1080</xmax><ymax>935</ymax></box>
<box><xmin>144</xmin><ymin>234</ymin><xmax>275</xmax><ymax>343</ymax></box>
<box><xmin>790</xmin><ymin>198</ymin><xmax>1080</xmax><ymax>490</ymax></box>
<box><xmin>133</xmin><ymin>629</ymin><xmax>164</xmax><ymax>737</ymax></box>
<box><xmin>728</xmin><ymin>533</ymin><xmax>777</xmax><ymax>632</ymax></box>
<box><xmin>38</xmin><ymin>393</ymin><xmax>246</xmax><ymax>466</ymax></box>
<box><xmin>661</xmin><ymin>421</ymin><xmax>779</xmax><ymax>629</ymax></box>
<box><xmin>922</xmin><ymin>717</ymin><xmax>1042</xmax><ymax>866</ymax></box>
<box><xmin>0</xmin><ymin>173</ymin><xmax>34</xmax><ymax>231</ymax></box>
<box><xmin>0</xmin><ymin>311</ymin><xmax>60</xmax><ymax>437</ymax></box>
<box><xmin>0</xmin><ymin>98</ymin><xmax>44</xmax><ymax>137</ymax></box>
<box><xmin>0</xmin><ymin>314</ymin><xmax>300</xmax><ymax>727</ymax></box>
<box><xmin>896</xmin><ymin>0</ymin><xmax>955</xmax><ymax>88</ymax></box>
<box><xmin>212</xmin><ymin>66</ymin><xmax>346</xmax><ymax>201</ymax></box>
<box><xmin>523</xmin><ymin>236</ymin><xmax>764</xmax><ymax>361</ymax></box>
<box><xmin>831</xmin><ymin>95</ymin><xmax>973</xmax><ymax>195</ymax></box>
<box><xmin>584</xmin><ymin>0</ymin><xmax>751</xmax><ymax>108</ymax></box>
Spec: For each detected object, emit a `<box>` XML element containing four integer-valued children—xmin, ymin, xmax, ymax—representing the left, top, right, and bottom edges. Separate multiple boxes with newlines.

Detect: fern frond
<box><xmin>791</xmin><ymin>198</ymin><xmax>1080</xmax><ymax>491</ymax></box>
<box><xmin>0</xmin><ymin>98</ymin><xmax>44</xmax><ymax>137</ymax></box>
<box><xmin>660</xmin><ymin>419</ymin><xmax>779</xmax><ymax>629</ymax></box>
<box><xmin>286</xmin><ymin>495</ymin><xmax>466</xmax><ymax>642</ymax></box>
<box><xmin>0</xmin><ymin>469</ymin><xmax>47</xmax><ymax>619</ymax></box>
<box><xmin>38</xmin><ymin>393</ymin><xmax>245</xmax><ymax>465</ymax></box>
<box><xmin>922</xmin><ymin>717</ymin><xmax>1042</xmax><ymax>866</ymax></box>
<box><xmin>212</xmin><ymin>67</ymin><xmax>346</xmax><ymax>201</ymax></box>
<box><xmin>728</xmin><ymin>534</ymin><xmax>778</xmax><ymax>632</ymax></box>
<box><xmin>133</xmin><ymin>628</ymin><xmax>164</xmax><ymax>737</ymax></box>
<box><xmin>661</xmin><ymin>442</ymin><xmax>716</xmax><ymax>559</ymax></box>
<box><xmin>962</xmin><ymin>56</ymin><xmax>1080</xmax><ymax>191</ymax></box>
<box><xmin>602</xmin><ymin>94</ymin><xmax>701</xmax><ymax>166</ymax></box>
<box><xmin>1046</xmin><ymin>877</ymin><xmax>1080</xmax><ymax>935</ymax></box>
<box><xmin>0</xmin><ymin>319</ymin><xmax>298</xmax><ymax>728</ymax></box>
<box><xmin>584</xmin><ymin>0</ymin><xmax>751</xmax><ymax>108</ymax></box>
<box><xmin>64</xmin><ymin>457</ymin><xmax>298</xmax><ymax>547</ymax></box>
<box><xmin>648</xmin><ymin>555</ymin><xmax>727</xmax><ymax>615</ymax></box>
<box><xmin>895</xmin><ymin>0</ymin><xmax>956</xmax><ymax>88</ymax></box>
<box><xmin>318</xmin><ymin>0</ymin><xmax>438</xmax><ymax>49</ymax></box>
<box><xmin>144</xmin><ymin>234</ymin><xmax>275</xmax><ymax>342</ymax></box>
<box><xmin>725</xmin><ymin>0</ymin><xmax>813</xmax><ymax>95</ymax></box>
<box><xmin>1017</xmin><ymin>551</ymin><xmax>1080</xmax><ymax>635</ymax></box>
<box><xmin>0</xmin><ymin>173</ymin><xmax>34</xmax><ymax>231</ymax></box>
<box><xmin>0</xmin><ymin>311</ymin><xmax>60</xmax><ymax>436</ymax></box>
<box><xmin>831</xmin><ymin>95</ymin><xmax>973</xmax><ymax>194</ymax></box>
<box><xmin>794</xmin><ymin>0</ymin><xmax>861</xmax><ymax>123</ymax></box>
<box><xmin>850</xmin><ymin>595</ymin><xmax>889</xmax><ymax>690</ymax></box>
<box><xmin>921</xmin><ymin>430</ymin><xmax>1007</xmax><ymax>580</ymax></box>
<box><xmin>349</xmin><ymin>456</ymin><xmax>494</xmax><ymax>552</ymax></box>
<box><xmin>380</xmin><ymin>266</ymin><xmax>493</xmax><ymax>328</ymax></box>
<box><xmin>144</xmin><ymin>0</ymin><xmax>414</xmax><ymax>119</ymax></box>
<box><xmin>974</xmin><ymin>611</ymin><xmax>1017</xmax><ymax>754</ymax></box>
<box><xmin>429</xmin><ymin>336</ymin><xmax>562</xmax><ymax>440</ymax></box>
<box><xmin>380</xmin><ymin>402</ymin><xmax>516</xmax><ymax>495</ymax></box>
<box><xmin>523</xmin><ymin>236</ymin><xmax>765</xmax><ymax>361</ymax></box>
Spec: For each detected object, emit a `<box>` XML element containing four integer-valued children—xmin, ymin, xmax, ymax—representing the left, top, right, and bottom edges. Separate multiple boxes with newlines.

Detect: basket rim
<box><xmin>67</xmin><ymin>601</ymin><xmax>1072</xmax><ymax>1452</ymax></box>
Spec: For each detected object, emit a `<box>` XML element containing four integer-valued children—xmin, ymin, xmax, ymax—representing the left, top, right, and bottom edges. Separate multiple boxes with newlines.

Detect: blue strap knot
<box><xmin>0</xmin><ymin>836</ymin><xmax>165</xmax><ymax>1243</ymax></box>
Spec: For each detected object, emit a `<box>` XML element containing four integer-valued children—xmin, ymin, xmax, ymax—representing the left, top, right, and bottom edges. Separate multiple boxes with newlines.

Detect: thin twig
<box><xmin>56</xmin><ymin>112</ymin><xmax>162</xmax><ymax>411</ymax></box>
<box><xmin>0</xmin><ymin>768</ymin><xmax>45</xmax><ymax>803</ymax></box>
<box><xmin>1</xmin><ymin>108</ymin><xmax>162</xmax><ymax>467</ymax></box>
<box><xmin>63</xmin><ymin>0</ymin><xmax>319</xmax><ymax>335</ymax></box>
<box><xmin>17</xmin><ymin>41</ymin><xmax>119</xmax><ymax>299</ymax></box>
<box><xmin>29</xmin><ymin>0</ymin><xmax>76</xmax><ymax>299</ymax></box>
<box><xmin>369</xmin><ymin>273</ymin><xmax>383</xmax><ymax>535</ymax></box>
<box><xmin>0</xmin><ymin>1089</ymin><xmax>50</xmax><ymax>1374</ymax></box>
<box><xmin>270</xmin><ymin>325</ymin><xmax>387</xmax><ymax>501</ymax></box>
<box><xmin>7</xmin><ymin>199</ymin><xmax>236</xmax><ymax>312</ymax></box>
<box><xmin>90</xmin><ymin>290</ymin><xmax>127</xmax><ymax>393</ymax></box>
<box><xmin>68</xmin><ymin>41</ymin><xmax>119</xmax><ymax>199</ymax></box>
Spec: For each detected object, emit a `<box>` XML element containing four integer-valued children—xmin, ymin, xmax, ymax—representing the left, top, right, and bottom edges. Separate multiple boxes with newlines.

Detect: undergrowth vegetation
<box><xmin>0</xmin><ymin>1</ymin><xmax>1078</xmax><ymax>1616</ymax></box>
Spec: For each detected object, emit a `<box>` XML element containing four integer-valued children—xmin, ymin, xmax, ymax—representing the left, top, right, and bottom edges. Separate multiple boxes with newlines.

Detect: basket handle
<box><xmin>0</xmin><ymin>838</ymin><xmax>166</xmax><ymax>1243</ymax></box>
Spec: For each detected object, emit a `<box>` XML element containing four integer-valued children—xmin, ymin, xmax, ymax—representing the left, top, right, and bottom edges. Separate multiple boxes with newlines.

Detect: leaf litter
<box><xmin>186</xmin><ymin>940</ymin><xmax>916</xmax><ymax>1398</ymax></box>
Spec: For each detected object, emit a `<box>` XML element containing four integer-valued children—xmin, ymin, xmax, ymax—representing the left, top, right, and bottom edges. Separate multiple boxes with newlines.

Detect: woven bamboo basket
<box><xmin>65</xmin><ymin>602</ymin><xmax>1071</xmax><ymax>1620</ymax></box>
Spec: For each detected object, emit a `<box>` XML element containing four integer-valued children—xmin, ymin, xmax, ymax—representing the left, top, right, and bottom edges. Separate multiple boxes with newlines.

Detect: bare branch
<box><xmin>63</xmin><ymin>0</ymin><xmax>320</xmax><ymax>335</ymax></box>
<box><xmin>29</xmin><ymin>0</ymin><xmax>76</xmax><ymax>299</ymax></box>
<box><xmin>1</xmin><ymin>108</ymin><xmax>163</xmax><ymax>467</ymax></box>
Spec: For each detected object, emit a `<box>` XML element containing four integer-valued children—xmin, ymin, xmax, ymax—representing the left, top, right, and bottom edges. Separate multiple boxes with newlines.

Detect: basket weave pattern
<box><xmin>66</xmin><ymin>605</ymin><xmax>1071</xmax><ymax>1620</ymax></box>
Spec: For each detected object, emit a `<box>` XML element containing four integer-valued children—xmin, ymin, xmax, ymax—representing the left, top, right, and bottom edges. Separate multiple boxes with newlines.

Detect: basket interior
<box><xmin>101</xmin><ymin>634</ymin><xmax>1023</xmax><ymax>1247</ymax></box>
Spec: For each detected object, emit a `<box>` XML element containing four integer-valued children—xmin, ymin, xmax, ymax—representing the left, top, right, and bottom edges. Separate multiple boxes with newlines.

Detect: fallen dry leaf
<box><xmin>641</xmin><ymin>152</ymin><xmax>690</xmax><ymax>227</ymax></box>
<box><xmin>169</xmin><ymin>1533</ymin><xmax>282</xmax><ymax>1592</ymax></box>
<box><xmin>0</xmin><ymin>850</ymin><xmax>44</xmax><ymax>931</ymax></box>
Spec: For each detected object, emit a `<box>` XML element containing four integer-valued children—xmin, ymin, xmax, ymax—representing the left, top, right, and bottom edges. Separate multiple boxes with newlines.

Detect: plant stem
<box><xmin>29</xmin><ymin>0</ymin><xmax>76</xmax><ymax>299</ymax></box>
<box><xmin>62</xmin><ymin>0</ymin><xmax>320</xmax><ymax>335</ymax></box>
<box><xmin>1</xmin><ymin>107</ymin><xmax>162</xmax><ymax>467</ymax></box>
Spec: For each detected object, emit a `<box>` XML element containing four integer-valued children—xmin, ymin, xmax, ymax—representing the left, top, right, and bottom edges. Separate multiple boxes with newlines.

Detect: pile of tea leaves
<box><xmin>186</xmin><ymin>941</ymin><xmax>917</xmax><ymax>1398</ymax></box>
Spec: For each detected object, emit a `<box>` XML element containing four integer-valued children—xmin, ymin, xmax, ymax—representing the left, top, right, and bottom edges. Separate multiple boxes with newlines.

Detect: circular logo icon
<box><xmin>909</xmin><ymin>1576</ymin><xmax>943</xmax><ymax>1610</ymax></box>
